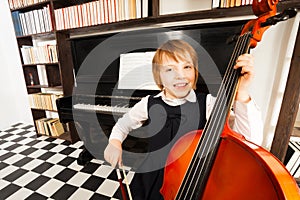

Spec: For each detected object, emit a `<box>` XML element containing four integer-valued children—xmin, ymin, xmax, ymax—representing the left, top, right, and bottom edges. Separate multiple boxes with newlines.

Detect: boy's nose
<box><xmin>175</xmin><ymin>69</ymin><xmax>185</xmax><ymax>78</ymax></box>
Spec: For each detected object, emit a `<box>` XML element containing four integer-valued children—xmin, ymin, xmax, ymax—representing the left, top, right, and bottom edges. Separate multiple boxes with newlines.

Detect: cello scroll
<box><xmin>242</xmin><ymin>0</ymin><xmax>297</xmax><ymax>48</ymax></box>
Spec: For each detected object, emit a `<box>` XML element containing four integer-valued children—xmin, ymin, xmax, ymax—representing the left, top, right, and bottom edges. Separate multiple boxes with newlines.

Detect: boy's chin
<box><xmin>172</xmin><ymin>90</ymin><xmax>190</xmax><ymax>99</ymax></box>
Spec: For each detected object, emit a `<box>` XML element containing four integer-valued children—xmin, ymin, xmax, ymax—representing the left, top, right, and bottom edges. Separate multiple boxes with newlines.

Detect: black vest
<box><xmin>134</xmin><ymin>92</ymin><xmax>207</xmax><ymax>173</ymax></box>
<box><xmin>131</xmin><ymin>92</ymin><xmax>207</xmax><ymax>200</ymax></box>
<box><xmin>146</xmin><ymin>92</ymin><xmax>207</xmax><ymax>152</ymax></box>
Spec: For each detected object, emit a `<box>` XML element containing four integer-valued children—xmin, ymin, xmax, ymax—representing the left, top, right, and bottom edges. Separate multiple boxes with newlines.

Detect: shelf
<box><xmin>22</xmin><ymin>62</ymin><xmax>59</xmax><ymax>66</ymax></box>
<box><xmin>27</xmin><ymin>85</ymin><xmax>62</xmax><ymax>89</ymax></box>
<box><xmin>36</xmin><ymin>131</ymin><xmax>71</xmax><ymax>141</ymax></box>
<box><xmin>31</xmin><ymin>107</ymin><xmax>58</xmax><ymax>112</ymax></box>
<box><xmin>57</xmin><ymin>131</ymin><xmax>72</xmax><ymax>141</ymax></box>
<box><xmin>16</xmin><ymin>31</ymin><xmax>55</xmax><ymax>39</ymax></box>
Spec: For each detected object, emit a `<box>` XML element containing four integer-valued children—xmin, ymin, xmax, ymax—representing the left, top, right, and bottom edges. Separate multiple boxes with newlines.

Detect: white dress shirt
<box><xmin>109</xmin><ymin>90</ymin><xmax>263</xmax><ymax>145</ymax></box>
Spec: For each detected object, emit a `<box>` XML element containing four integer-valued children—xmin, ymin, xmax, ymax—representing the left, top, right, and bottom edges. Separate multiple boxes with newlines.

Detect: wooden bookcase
<box><xmin>10</xmin><ymin>0</ymin><xmax>80</xmax><ymax>142</ymax></box>
<box><xmin>9</xmin><ymin>0</ymin><xmax>300</xmax><ymax>149</ymax></box>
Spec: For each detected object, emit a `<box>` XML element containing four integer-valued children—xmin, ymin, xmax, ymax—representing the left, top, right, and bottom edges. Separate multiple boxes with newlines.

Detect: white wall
<box><xmin>251</xmin><ymin>14</ymin><xmax>300</xmax><ymax>148</ymax></box>
<box><xmin>0</xmin><ymin>0</ymin><xmax>33</xmax><ymax>129</ymax></box>
<box><xmin>160</xmin><ymin>0</ymin><xmax>211</xmax><ymax>15</ymax></box>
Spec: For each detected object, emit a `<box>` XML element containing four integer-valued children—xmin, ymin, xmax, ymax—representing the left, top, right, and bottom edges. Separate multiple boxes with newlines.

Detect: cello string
<box><xmin>189</xmin><ymin>32</ymin><xmax>251</xmax><ymax>198</ymax></box>
<box><xmin>187</xmin><ymin>33</ymin><xmax>249</xmax><ymax>198</ymax></box>
<box><xmin>177</xmin><ymin>32</ymin><xmax>252</xmax><ymax>199</ymax></box>
<box><xmin>176</xmin><ymin>34</ymin><xmax>246</xmax><ymax>199</ymax></box>
<box><xmin>189</xmin><ymin>34</ymin><xmax>246</xmax><ymax>197</ymax></box>
<box><xmin>193</xmin><ymin>32</ymin><xmax>250</xmax><ymax>188</ymax></box>
<box><xmin>176</xmin><ymin>33</ymin><xmax>245</xmax><ymax>198</ymax></box>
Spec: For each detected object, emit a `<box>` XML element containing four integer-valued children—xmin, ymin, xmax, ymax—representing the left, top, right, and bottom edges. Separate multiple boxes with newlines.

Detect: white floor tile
<box><xmin>67</xmin><ymin>172</ymin><xmax>90</xmax><ymax>187</ymax></box>
<box><xmin>49</xmin><ymin>144</ymin><xmax>67</xmax><ymax>153</ymax></box>
<box><xmin>68</xmin><ymin>188</ymin><xmax>94</xmax><ymax>200</ymax></box>
<box><xmin>0</xmin><ymin>141</ymin><xmax>16</xmax><ymax>149</ymax></box>
<box><xmin>11</xmin><ymin>145</ymin><xmax>32</xmax><ymax>154</ymax></box>
<box><xmin>0</xmin><ymin>165</ymin><xmax>18</xmax><ymax>179</ymax></box>
<box><xmin>32</xmin><ymin>140</ymin><xmax>49</xmax><ymax>148</ymax></box>
<box><xmin>22</xmin><ymin>159</ymin><xmax>44</xmax><ymax>171</ymax></box>
<box><xmin>0</xmin><ymin>179</ymin><xmax>10</xmax><ymax>190</ymax></box>
<box><xmin>36</xmin><ymin>179</ymin><xmax>64</xmax><ymax>197</ymax></box>
<box><xmin>93</xmin><ymin>165</ymin><xmax>114</xmax><ymax>178</ymax></box>
<box><xmin>6</xmin><ymin>187</ymin><xmax>33</xmax><ymax>200</ymax></box>
<box><xmin>46</xmin><ymin>153</ymin><xmax>65</xmax><ymax>164</ymax></box>
<box><xmin>42</xmin><ymin>165</ymin><xmax>65</xmax><ymax>178</ymax></box>
<box><xmin>96</xmin><ymin>179</ymin><xmax>119</xmax><ymax>197</ymax></box>
<box><xmin>3</xmin><ymin>153</ymin><xmax>26</xmax><ymax>164</ymax></box>
<box><xmin>28</xmin><ymin>149</ymin><xmax>48</xmax><ymax>158</ymax></box>
<box><xmin>13</xmin><ymin>171</ymin><xmax>40</xmax><ymax>187</ymax></box>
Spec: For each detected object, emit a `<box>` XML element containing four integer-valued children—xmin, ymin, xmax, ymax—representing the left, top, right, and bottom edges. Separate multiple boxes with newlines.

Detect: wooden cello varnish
<box><xmin>160</xmin><ymin>0</ymin><xmax>300</xmax><ymax>199</ymax></box>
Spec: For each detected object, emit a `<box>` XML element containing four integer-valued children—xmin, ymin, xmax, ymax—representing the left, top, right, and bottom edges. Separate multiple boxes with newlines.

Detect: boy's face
<box><xmin>160</xmin><ymin>57</ymin><xmax>196</xmax><ymax>99</ymax></box>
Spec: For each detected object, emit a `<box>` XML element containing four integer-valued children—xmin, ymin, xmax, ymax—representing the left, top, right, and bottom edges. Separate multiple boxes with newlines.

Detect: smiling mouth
<box><xmin>173</xmin><ymin>83</ymin><xmax>188</xmax><ymax>87</ymax></box>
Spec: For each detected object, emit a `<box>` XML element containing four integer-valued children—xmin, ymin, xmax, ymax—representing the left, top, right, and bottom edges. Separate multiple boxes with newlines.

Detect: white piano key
<box><xmin>73</xmin><ymin>103</ymin><xmax>131</xmax><ymax>114</ymax></box>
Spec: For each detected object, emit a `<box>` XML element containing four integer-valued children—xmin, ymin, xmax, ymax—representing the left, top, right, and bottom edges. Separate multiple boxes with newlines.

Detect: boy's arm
<box><xmin>105</xmin><ymin>95</ymin><xmax>149</xmax><ymax>167</ymax></box>
<box><xmin>206</xmin><ymin>94</ymin><xmax>263</xmax><ymax>146</ymax></box>
<box><xmin>109</xmin><ymin>95</ymin><xmax>149</xmax><ymax>142</ymax></box>
<box><xmin>232</xmin><ymin>99</ymin><xmax>263</xmax><ymax>145</ymax></box>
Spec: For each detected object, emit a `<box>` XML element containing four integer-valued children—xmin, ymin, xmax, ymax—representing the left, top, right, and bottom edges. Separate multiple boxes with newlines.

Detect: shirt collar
<box><xmin>154</xmin><ymin>90</ymin><xmax>197</xmax><ymax>103</ymax></box>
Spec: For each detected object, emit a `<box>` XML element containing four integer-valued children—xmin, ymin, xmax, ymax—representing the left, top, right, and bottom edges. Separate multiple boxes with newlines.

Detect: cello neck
<box><xmin>206</xmin><ymin>32</ymin><xmax>252</xmax><ymax>133</ymax></box>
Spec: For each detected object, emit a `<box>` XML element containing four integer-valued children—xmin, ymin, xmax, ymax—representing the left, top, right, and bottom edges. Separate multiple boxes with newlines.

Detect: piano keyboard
<box><xmin>285</xmin><ymin>137</ymin><xmax>300</xmax><ymax>178</ymax></box>
<box><xmin>73</xmin><ymin>103</ymin><xmax>131</xmax><ymax>114</ymax></box>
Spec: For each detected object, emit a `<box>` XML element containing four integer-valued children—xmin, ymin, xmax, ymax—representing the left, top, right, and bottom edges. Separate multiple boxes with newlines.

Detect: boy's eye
<box><xmin>184</xmin><ymin>65</ymin><xmax>192</xmax><ymax>69</ymax></box>
<box><xmin>165</xmin><ymin>68</ymin><xmax>172</xmax><ymax>72</ymax></box>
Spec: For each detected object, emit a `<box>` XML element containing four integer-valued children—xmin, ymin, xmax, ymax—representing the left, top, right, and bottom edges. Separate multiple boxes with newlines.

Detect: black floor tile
<box><xmin>54</xmin><ymin>168</ymin><xmax>77</xmax><ymax>182</ymax></box>
<box><xmin>25</xmin><ymin>175</ymin><xmax>51</xmax><ymax>191</ymax></box>
<box><xmin>50</xmin><ymin>184</ymin><xmax>78</xmax><ymax>199</ymax></box>
<box><xmin>81</xmin><ymin>175</ymin><xmax>104</xmax><ymax>191</ymax></box>
<box><xmin>0</xmin><ymin>184</ymin><xmax>22</xmax><ymax>199</ymax></box>
<box><xmin>32</xmin><ymin>162</ymin><xmax>54</xmax><ymax>174</ymax></box>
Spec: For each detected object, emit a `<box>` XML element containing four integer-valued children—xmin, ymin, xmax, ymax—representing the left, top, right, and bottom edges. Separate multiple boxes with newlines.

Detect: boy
<box><xmin>105</xmin><ymin>39</ymin><xmax>263</xmax><ymax>199</ymax></box>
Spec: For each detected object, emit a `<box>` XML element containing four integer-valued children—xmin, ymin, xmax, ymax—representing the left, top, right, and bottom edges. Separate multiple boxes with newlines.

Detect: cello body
<box><xmin>160</xmin><ymin>0</ymin><xmax>300</xmax><ymax>199</ymax></box>
<box><xmin>160</xmin><ymin>124</ymin><xmax>300</xmax><ymax>199</ymax></box>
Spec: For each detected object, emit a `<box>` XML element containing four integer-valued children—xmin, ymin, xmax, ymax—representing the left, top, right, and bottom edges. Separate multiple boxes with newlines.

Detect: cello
<box><xmin>160</xmin><ymin>0</ymin><xmax>300</xmax><ymax>199</ymax></box>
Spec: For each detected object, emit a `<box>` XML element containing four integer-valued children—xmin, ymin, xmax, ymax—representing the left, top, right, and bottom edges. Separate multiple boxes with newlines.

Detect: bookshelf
<box><xmin>9</xmin><ymin>0</ymin><xmax>300</xmax><ymax>145</ymax></box>
<box><xmin>9</xmin><ymin>0</ymin><xmax>80</xmax><ymax>142</ymax></box>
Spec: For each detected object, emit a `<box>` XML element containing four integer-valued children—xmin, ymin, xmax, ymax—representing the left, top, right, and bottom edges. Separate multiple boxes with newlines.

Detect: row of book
<box><xmin>11</xmin><ymin>5</ymin><xmax>53</xmax><ymax>36</ymax></box>
<box><xmin>213</xmin><ymin>0</ymin><xmax>253</xmax><ymax>8</ymax></box>
<box><xmin>21</xmin><ymin>44</ymin><xmax>58</xmax><ymax>64</ymax></box>
<box><xmin>54</xmin><ymin>0</ymin><xmax>148</xmax><ymax>30</ymax></box>
<box><xmin>35</xmin><ymin>118</ymin><xmax>65</xmax><ymax>137</ymax></box>
<box><xmin>8</xmin><ymin>0</ymin><xmax>48</xmax><ymax>10</ymax></box>
<box><xmin>28</xmin><ymin>93</ymin><xmax>63</xmax><ymax>111</ymax></box>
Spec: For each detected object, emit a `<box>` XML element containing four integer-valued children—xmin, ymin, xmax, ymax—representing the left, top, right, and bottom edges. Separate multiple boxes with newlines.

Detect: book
<box><xmin>11</xmin><ymin>11</ymin><xmax>23</xmax><ymax>36</ymax></box>
<box><xmin>50</xmin><ymin>119</ymin><xmax>65</xmax><ymax>136</ymax></box>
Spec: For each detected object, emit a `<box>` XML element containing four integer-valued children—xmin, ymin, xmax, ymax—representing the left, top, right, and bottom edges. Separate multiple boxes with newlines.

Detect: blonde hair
<box><xmin>152</xmin><ymin>39</ymin><xmax>199</xmax><ymax>90</ymax></box>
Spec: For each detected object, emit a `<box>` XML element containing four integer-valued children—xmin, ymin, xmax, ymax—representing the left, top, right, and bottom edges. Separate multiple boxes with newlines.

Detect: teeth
<box><xmin>174</xmin><ymin>83</ymin><xmax>187</xmax><ymax>87</ymax></box>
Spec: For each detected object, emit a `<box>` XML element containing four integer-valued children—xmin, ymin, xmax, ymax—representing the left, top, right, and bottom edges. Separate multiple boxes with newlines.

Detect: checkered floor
<box><xmin>0</xmin><ymin>123</ymin><xmax>134</xmax><ymax>200</ymax></box>
<box><xmin>1</xmin><ymin>123</ymin><xmax>300</xmax><ymax>199</ymax></box>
